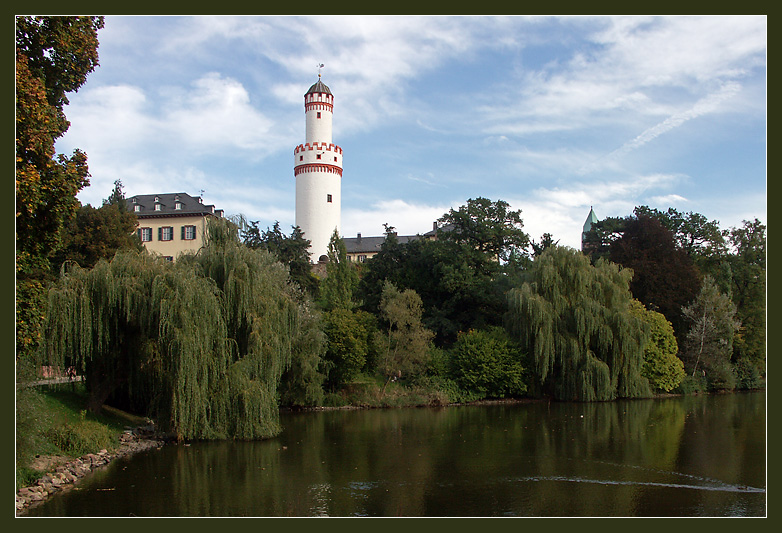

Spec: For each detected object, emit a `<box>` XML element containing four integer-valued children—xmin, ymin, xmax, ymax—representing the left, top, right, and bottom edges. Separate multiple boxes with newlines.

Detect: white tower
<box><xmin>294</xmin><ymin>74</ymin><xmax>343</xmax><ymax>262</ymax></box>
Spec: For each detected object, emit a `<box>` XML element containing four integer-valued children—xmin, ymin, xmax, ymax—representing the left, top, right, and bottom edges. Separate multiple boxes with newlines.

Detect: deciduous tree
<box><xmin>41</xmin><ymin>218</ymin><xmax>321</xmax><ymax>440</ymax></box>
<box><xmin>375</xmin><ymin>282</ymin><xmax>434</xmax><ymax>395</ymax></box>
<box><xmin>505</xmin><ymin>246</ymin><xmax>651</xmax><ymax>401</ymax></box>
<box><xmin>16</xmin><ymin>16</ymin><xmax>104</xmax><ymax>360</ymax></box>
<box><xmin>629</xmin><ymin>300</ymin><xmax>684</xmax><ymax>393</ymax></box>
<box><xmin>51</xmin><ymin>180</ymin><xmax>142</xmax><ymax>272</ymax></box>
<box><xmin>681</xmin><ymin>276</ymin><xmax>740</xmax><ymax>390</ymax></box>
<box><xmin>608</xmin><ymin>214</ymin><xmax>700</xmax><ymax>341</ymax></box>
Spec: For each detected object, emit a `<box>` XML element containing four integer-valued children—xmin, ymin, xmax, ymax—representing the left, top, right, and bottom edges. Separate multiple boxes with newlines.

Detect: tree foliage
<box><xmin>438</xmin><ymin>197</ymin><xmax>529</xmax><ymax>263</ymax></box>
<box><xmin>725</xmin><ymin>219</ymin><xmax>766</xmax><ymax>373</ymax></box>
<box><xmin>681</xmin><ymin>276</ymin><xmax>740</xmax><ymax>389</ymax></box>
<box><xmin>629</xmin><ymin>300</ymin><xmax>684</xmax><ymax>393</ymax></box>
<box><xmin>322</xmin><ymin>308</ymin><xmax>370</xmax><ymax>390</ymax></box>
<box><xmin>359</xmin><ymin>199</ymin><xmax>529</xmax><ymax>345</ymax></box>
<box><xmin>16</xmin><ymin>16</ymin><xmax>104</xmax><ymax>360</ymax></box>
<box><xmin>448</xmin><ymin>328</ymin><xmax>527</xmax><ymax>399</ymax></box>
<box><xmin>375</xmin><ymin>282</ymin><xmax>434</xmax><ymax>394</ymax></box>
<box><xmin>608</xmin><ymin>214</ymin><xmax>701</xmax><ymax>341</ymax></box>
<box><xmin>51</xmin><ymin>180</ymin><xmax>143</xmax><ymax>272</ymax></box>
<box><xmin>41</xmin><ymin>218</ymin><xmax>322</xmax><ymax>440</ymax></box>
<box><xmin>241</xmin><ymin>219</ymin><xmax>318</xmax><ymax>296</ymax></box>
<box><xmin>319</xmin><ymin>230</ymin><xmax>360</xmax><ymax>311</ymax></box>
<box><xmin>505</xmin><ymin>246</ymin><xmax>651</xmax><ymax>401</ymax></box>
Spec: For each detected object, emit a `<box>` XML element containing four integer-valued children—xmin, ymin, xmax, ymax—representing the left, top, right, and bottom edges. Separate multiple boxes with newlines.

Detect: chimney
<box><xmin>433</xmin><ymin>221</ymin><xmax>438</xmax><ymax>231</ymax></box>
<box><xmin>357</xmin><ymin>232</ymin><xmax>362</xmax><ymax>243</ymax></box>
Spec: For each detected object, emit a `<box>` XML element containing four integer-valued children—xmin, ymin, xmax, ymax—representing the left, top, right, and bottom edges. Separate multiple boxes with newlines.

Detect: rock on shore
<box><xmin>16</xmin><ymin>425</ymin><xmax>166</xmax><ymax>515</ymax></box>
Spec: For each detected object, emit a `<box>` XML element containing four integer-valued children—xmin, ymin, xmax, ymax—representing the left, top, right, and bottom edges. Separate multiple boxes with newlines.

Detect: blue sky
<box><xmin>56</xmin><ymin>15</ymin><xmax>767</xmax><ymax>249</ymax></box>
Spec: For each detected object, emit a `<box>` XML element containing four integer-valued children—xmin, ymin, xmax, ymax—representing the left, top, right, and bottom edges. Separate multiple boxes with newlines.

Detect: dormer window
<box><xmin>154</xmin><ymin>204</ymin><xmax>161</xmax><ymax>211</ymax></box>
<box><xmin>154</xmin><ymin>196</ymin><xmax>159</xmax><ymax>202</ymax></box>
<box><xmin>134</xmin><ymin>205</ymin><xmax>141</xmax><ymax>212</ymax></box>
<box><xmin>175</xmin><ymin>202</ymin><xmax>183</xmax><ymax>210</ymax></box>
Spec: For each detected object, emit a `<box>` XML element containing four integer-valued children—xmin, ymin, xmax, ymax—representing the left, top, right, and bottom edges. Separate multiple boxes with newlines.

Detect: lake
<box><xmin>25</xmin><ymin>390</ymin><xmax>765</xmax><ymax>517</ymax></box>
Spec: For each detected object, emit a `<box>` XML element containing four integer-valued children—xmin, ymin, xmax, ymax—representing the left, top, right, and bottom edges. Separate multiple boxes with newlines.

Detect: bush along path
<box><xmin>15</xmin><ymin>423</ymin><xmax>167</xmax><ymax>515</ymax></box>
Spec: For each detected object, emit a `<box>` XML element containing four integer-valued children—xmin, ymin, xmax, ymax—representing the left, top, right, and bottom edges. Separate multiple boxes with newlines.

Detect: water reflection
<box><xmin>25</xmin><ymin>391</ymin><xmax>765</xmax><ymax>517</ymax></box>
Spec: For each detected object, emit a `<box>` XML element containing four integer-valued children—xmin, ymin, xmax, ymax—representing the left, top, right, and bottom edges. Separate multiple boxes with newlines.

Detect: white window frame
<box><xmin>161</xmin><ymin>226</ymin><xmax>174</xmax><ymax>241</ymax></box>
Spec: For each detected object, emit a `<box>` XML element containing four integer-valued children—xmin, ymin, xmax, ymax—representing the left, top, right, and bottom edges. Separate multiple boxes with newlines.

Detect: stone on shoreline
<box><xmin>16</xmin><ymin>426</ymin><xmax>166</xmax><ymax>516</ymax></box>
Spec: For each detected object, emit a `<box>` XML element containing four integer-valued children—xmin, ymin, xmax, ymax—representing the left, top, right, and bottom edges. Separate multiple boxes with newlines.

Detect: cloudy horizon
<box><xmin>56</xmin><ymin>15</ymin><xmax>766</xmax><ymax>249</ymax></box>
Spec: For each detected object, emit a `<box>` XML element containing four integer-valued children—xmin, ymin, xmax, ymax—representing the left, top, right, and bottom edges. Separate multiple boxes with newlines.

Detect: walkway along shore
<box><xmin>15</xmin><ymin>424</ymin><xmax>167</xmax><ymax>516</ymax></box>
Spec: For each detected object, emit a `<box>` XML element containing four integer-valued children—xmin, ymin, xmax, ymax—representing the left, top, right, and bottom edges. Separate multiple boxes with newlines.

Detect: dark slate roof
<box><xmin>127</xmin><ymin>192</ymin><xmax>223</xmax><ymax>218</ymax></box>
<box><xmin>343</xmin><ymin>224</ymin><xmax>452</xmax><ymax>254</ymax></box>
<box><xmin>343</xmin><ymin>234</ymin><xmax>421</xmax><ymax>254</ymax></box>
<box><xmin>306</xmin><ymin>78</ymin><xmax>332</xmax><ymax>96</ymax></box>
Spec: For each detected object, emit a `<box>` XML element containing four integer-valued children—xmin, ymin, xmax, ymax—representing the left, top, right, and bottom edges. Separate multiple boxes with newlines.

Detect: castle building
<box><xmin>294</xmin><ymin>75</ymin><xmax>343</xmax><ymax>262</ymax></box>
<box><xmin>127</xmin><ymin>192</ymin><xmax>223</xmax><ymax>261</ymax></box>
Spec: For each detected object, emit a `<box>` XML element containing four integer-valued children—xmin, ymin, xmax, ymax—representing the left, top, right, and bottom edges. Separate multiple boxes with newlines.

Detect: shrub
<box><xmin>45</xmin><ymin>416</ymin><xmax>116</xmax><ymax>456</ymax></box>
<box><xmin>674</xmin><ymin>374</ymin><xmax>707</xmax><ymax>395</ymax></box>
<box><xmin>734</xmin><ymin>358</ymin><xmax>763</xmax><ymax>390</ymax></box>
<box><xmin>449</xmin><ymin>328</ymin><xmax>527</xmax><ymax>399</ymax></box>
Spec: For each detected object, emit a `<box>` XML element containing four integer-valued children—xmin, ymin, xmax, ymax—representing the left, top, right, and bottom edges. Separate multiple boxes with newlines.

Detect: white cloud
<box><xmin>342</xmin><ymin>199</ymin><xmax>453</xmax><ymax>238</ymax></box>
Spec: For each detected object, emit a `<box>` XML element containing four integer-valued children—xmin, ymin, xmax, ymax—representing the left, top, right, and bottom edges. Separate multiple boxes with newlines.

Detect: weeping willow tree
<box><xmin>41</xmin><ymin>217</ymin><xmax>322</xmax><ymax>440</ymax></box>
<box><xmin>505</xmin><ymin>246</ymin><xmax>651</xmax><ymax>401</ymax></box>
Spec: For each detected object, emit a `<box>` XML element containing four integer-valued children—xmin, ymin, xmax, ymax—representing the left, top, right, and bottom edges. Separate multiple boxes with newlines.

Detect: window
<box><xmin>327</xmin><ymin>194</ymin><xmax>332</xmax><ymax>203</ymax></box>
<box><xmin>182</xmin><ymin>225</ymin><xmax>196</xmax><ymax>240</ymax></box>
<box><xmin>334</xmin><ymin>156</ymin><xmax>338</xmax><ymax>162</ymax></box>
<box><xmin>316</xmin><ymin>154</ymin><xmax>322</xmax><ymax>160</ymax></box>
<box><xmin>300</xmin><ymin>155</ymin><xmax>303</xmax><ymax>161</ymax></box>
<box><xmin>159</xmin><ymin>226</ymin><xmax>174</xmax><ymax>241</ymax></box>
<box><xmin>154</xmin><ymin>204</ymin><xmax>161</xmax><ymax>211</ymax></box>
<box><xmin>163</xmin><ymin>256</ymin><xmax>174</xmax><ymax>262</ymax></box>
<box><xmin>134</xmin><ymin>205</ymin><xmax>141</xmax><ymax>212</ymax></box>
<box><xmin>138</xmin><ymin>227</ymin><xmax>152</xmax><ymax>242</ymax></box>
<box><xmin>358</xmin><ymin>255</ymin><xmax>367</xmax><ymax>263</ymax></box>
<box><xmin>317</xmin><ymin>112</ymin><xmax>321</xmax><ymax>118</ymax></box>
<box><xmin>175</xmin><ymin>202</ymin><xmax>183</xmax><ymax>210</ymax></box>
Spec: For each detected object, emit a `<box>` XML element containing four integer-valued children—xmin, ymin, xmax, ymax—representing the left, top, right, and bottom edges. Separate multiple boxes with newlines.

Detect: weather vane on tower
<box><xmin>318</xmin><ymin>63</ymin><xmax>324</xmax><ymax>79</ymax></box>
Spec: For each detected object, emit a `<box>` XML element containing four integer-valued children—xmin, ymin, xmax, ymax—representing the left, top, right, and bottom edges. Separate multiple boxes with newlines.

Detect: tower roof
<box><xmin>582</xmin><ymin>207</ymin><xmax>599</xmax><ymax>233</ymax></box>
<box><xmin>305</xmin><ymin>78</ymin><xmax>332</xmax><ymax>96</ymax></box>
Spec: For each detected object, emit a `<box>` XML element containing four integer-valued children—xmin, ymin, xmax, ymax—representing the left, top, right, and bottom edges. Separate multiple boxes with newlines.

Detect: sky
<box><xmin>56</xmin><ymin>15</ymin><xmax>767</xmax><ymax>249</ymax></box>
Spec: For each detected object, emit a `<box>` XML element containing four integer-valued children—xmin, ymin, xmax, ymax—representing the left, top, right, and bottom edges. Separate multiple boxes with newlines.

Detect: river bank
<box><xmin>15</xmin><ymin>424</ymin><xmax>167</xmax><ymax>515</ymax></box>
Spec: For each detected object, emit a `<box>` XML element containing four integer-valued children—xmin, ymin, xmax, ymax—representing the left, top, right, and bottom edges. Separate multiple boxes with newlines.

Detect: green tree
<box><xmin>41</xmin><ymin>218</ymin><xmax>320</xmax><ymax>440</ymax></box>
<box><xmin>448</xmin><ymin>328</ymin><xmax>527</xmax><ymax>399</ymax></box>
<box><xmin>375</xmin><ymin>282</ymin><xmax>434</xmax><ymax>395</ymax></box>
<box><xmin>505</xmin><ymin>246</ymin><xmax>651</xmax><ymax>401</ymax></box>
<box><xmin>319</xmin><ymin>229</ymin><xmax>360</xmax><ymax>311</ymax></box>
<box><xmin>51</xmin><ymin>180</ymin><xmax>143</xmax><ymax>272</ymax></box>
<box><xmin>16</xmin><ymin>16</ymin><xmax>104</xmax><ymax>360</ymax></box>
<box><xmin>530</xmin><ymin>232</ymin><xmax>559</xmax><ymax>258</ymax></box>
<box><xmin>629</xmin><ymin>300</ymin><xmax>684</xmax><ymax>393</ymax></box>
<box><xmin>681</xmin><ymin>276</ymin><xmax>740</xmax><ymax>390</ymax></box>
<box><xmin>633</xmin><ymin>206</ymin><xmax>727</xmax><ymax>263</ymax></box>
<box><xmin>322</xmin><ymin>308</ymin><xmax>370</xmax><ymax>390</ymax></box>
<box><xmin>359</xmin><ymin>199</ymin><xmax>530</xmax><ymax>345</ymax></box>
<box><xmin>241</xmin><ymin>219</ymin><xmax>318</xmax><ymax>296</ymax></box>
<box><xmin>279</xmin><ymin>304</ymin><xmax>327</xmax><ymax>407</ymax></box>
<box><xmin>608</xmin><ymin>214</ymin><xmax>701</xmax><ymax>341</ymax></box>
<box><xmin>726</xmin><ymin>219</ymin><xmax>766</xmax><ymax>376</ymax></box>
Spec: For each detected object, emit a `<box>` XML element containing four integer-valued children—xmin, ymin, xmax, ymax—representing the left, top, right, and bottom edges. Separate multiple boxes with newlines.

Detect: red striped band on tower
<box><xmin>294</xmin><ymin>163</ymin><xmax>343</xmax><ymax>177</ymax></box>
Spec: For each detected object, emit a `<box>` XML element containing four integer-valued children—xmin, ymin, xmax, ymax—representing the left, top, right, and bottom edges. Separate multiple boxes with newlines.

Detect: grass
<box><xmin>15</xmin><ymin>382</ymin><xmax>147</xmax><ymax>490</ymax></box>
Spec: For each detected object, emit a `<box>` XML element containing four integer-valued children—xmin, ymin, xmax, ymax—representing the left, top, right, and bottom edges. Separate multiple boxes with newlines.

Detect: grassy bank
<box><xmin>15</xmin><ymin>382</ymin><xmax>148</xmax><ymax>490</ymax></box>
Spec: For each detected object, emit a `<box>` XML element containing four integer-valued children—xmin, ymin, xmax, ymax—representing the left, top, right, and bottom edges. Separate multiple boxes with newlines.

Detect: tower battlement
<box><xmin>294</xmin><ymin>142</ymin><xmax>343</xmax><ymax>155</ymax></box>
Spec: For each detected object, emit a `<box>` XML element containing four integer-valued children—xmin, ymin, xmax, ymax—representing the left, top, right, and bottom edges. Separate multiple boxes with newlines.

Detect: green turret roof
<box><xmin>582</xmin><ymin>207</ymin><xmax>599</xmax><ymax>233</ymax></box>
